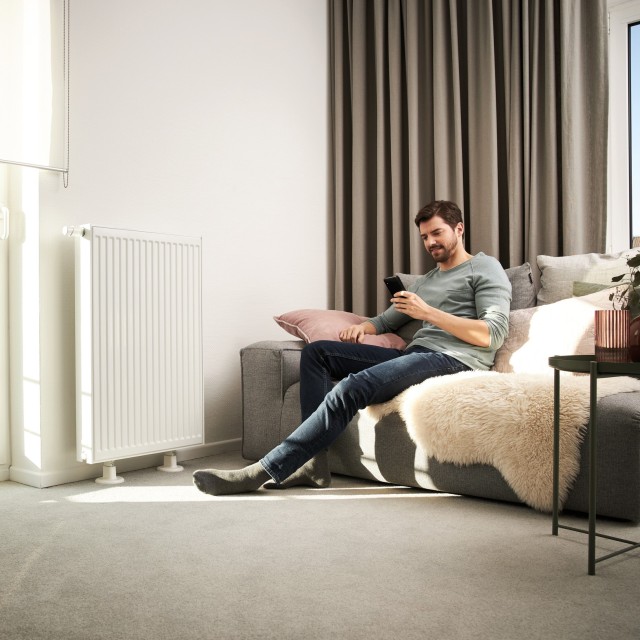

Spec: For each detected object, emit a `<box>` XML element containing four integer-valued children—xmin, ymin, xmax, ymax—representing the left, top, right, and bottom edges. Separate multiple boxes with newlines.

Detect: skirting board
<box><xmin>6</xmin><ymin>439</ymin><xmax>241</xmax><ymax>489</ymax></box>
<box><xmin>0</xmin><ymin>463</ymin><xmax>9</xmax><ymax>482</ymax></box>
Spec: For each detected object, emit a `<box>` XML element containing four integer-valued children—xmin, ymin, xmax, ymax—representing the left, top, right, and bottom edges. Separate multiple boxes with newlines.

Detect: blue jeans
<box><xmin>260</xmin><ymin>340</ymin><xmax>470</xmax><ymax>483</ymax></box>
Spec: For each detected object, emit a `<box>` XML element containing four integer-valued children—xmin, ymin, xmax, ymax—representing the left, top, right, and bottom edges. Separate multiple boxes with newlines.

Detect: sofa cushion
<box><xmin>492</xmin><ymin>288</ymin><xmax>612</xmax><ymax>373</ymax></box>
<box><xmin>536</xmin><ymin>250</ymin><xmax>634</xmax><ymax>305</ymax></box>
<box><xmin>505</xmin><ymin>262</ymin><xmax>537</xmax><ymax>309</ymax></box>
<box><xmin>273</xmin><ymin>309</ymin><xmax>407</xmax><ymax>349</ymax></box>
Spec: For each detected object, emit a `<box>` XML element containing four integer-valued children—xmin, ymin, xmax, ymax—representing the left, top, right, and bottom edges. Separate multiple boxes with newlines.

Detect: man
<box><xmin>194</xmin><ymin>200</ymin><xmax>511</xmax><ymax>496</ymax></box>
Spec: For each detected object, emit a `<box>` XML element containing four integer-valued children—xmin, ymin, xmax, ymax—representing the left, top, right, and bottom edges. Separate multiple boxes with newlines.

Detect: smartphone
<box><xmin>383</xmin><ymin>275</ymin><xmax>405</xmax><ymax>297</ymax></box>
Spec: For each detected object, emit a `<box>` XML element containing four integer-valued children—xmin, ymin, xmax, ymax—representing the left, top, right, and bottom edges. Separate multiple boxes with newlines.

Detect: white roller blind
<box><xmin>0</xmin><ymin>0</ymin><xmax>67</xmax><ymax>172</ymax></box>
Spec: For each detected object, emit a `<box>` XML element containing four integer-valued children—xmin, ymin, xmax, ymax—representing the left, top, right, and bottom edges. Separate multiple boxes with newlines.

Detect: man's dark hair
<box><xmin>414</xmin><ymin>200</ymin><xmax>463</xmax><ymax>229</ymax></box>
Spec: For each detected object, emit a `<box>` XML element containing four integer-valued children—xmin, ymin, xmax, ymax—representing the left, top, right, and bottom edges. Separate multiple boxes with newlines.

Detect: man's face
<box><xmin>418</xmin><ymin>216</ymin><xmax>463</xmax><ymax>264</ymax></box>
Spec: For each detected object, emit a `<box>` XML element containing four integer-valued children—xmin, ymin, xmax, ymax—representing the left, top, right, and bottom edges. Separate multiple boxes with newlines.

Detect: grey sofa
<box><xmin>241</xmin><ymin>254</ymin><xmax>640</xmax><ymax>522</ymax></box>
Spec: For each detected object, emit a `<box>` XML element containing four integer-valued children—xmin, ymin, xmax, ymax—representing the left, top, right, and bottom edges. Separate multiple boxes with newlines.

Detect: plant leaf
<box><xmin>627</xmin><ymin>254</ymin><xmax>640</xmax><ymax>268</ymax></box>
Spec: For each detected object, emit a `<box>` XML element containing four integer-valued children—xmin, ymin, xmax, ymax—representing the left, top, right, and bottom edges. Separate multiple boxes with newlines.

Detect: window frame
<box><xmin>608</xmin><ymin>0</ymin><xmax>640</xmax><ymax>252</ymax></box>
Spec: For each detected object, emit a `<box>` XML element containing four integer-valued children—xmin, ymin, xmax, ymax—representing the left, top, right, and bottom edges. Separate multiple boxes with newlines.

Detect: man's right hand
<box><xmin>339</xmin><ymin>321</ymin><xmax>374</xmax><ymax>343</ymax></box>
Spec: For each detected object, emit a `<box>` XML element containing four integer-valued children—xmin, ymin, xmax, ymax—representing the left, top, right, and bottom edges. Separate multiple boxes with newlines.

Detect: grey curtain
<box><xmin>329</xmin><ymin>0</ymin><xmax>608</xmax><ymax>316</ymax></box>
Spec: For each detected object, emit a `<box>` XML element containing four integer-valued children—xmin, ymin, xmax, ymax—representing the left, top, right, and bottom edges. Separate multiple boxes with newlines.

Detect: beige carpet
<box><xmin>1</xmin><ymin>451</ymin><xmax>639</xmax><ymax>640</ymax></box>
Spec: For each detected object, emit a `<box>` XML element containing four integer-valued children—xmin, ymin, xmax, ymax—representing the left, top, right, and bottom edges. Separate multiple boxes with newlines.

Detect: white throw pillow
<box><xmin>492</xmin><ymin>288</ymin><xmax>612</xmax><ymax>374</ymax></box>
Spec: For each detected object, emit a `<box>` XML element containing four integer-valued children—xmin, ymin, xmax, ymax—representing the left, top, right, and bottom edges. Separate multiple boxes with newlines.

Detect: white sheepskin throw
<box><xmin>363</xmin><ymin>371</ymin><xmax>640</xmax><ymax>512</ymax></box>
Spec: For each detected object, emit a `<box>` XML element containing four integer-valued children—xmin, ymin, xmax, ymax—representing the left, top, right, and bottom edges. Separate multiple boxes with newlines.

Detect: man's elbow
<box><xmin>473</xmin><ymin>331</ymin><xmax>492</xmax><ymax>348</ymax></box>
<box><xmin>482</xmin><ymin>317</ymin><xmax>509</xmax><ymax>350</ymax></box>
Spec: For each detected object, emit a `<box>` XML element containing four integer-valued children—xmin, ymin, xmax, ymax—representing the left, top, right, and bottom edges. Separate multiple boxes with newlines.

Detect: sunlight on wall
<box><xmin>0</xmin><ymin>166</ymin><xmax>8</xmax><ymax>471</ymax></box>
<box><xmin>22</xmin><ymin>379</ymin><xmax>41</xmax><ymax>467</ymax></box>
<box><xmin>2</xmin><ymin>1</ymin><xmax>52</xmax><ymax>472</ymax></box>
<box><xmin>20</xmin><ymin>168</ymin><xmax>41</xmax><ymax>468</ymax></box>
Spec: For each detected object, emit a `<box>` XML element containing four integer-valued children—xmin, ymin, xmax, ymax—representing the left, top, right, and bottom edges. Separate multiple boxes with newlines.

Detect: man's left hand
<box><xmin>391</xmin><ymin>292</ymin><xmax>430</xmax><ymax>320</ymax></box>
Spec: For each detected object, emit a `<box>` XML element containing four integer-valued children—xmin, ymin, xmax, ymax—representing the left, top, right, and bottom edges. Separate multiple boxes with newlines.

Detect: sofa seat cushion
<box><xmin>328</xmin><ymin>411</ymin><xmax>523</xmax><ymax>503</ymax></box>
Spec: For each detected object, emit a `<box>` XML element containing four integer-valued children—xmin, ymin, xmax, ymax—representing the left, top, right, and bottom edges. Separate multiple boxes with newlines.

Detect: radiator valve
<box><xmin>62</xmin><ymin>225</ymin><xmax>86</xmax><ymax>238</ymax></box>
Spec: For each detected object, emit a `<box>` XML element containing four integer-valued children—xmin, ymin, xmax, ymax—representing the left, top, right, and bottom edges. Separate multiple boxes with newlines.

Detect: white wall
<box><xmin>8</xmin><ymin>0</ymin><xmax>329</xmax><ymax>485</ymax></box>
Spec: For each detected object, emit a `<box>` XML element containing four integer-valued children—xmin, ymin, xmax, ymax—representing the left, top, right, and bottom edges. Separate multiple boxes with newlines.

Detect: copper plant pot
<box><xmin>630</xmin><ymin>315</ymin><xmax>640</xmax><ymax>362</ymax></box>
<box><xmin>595</xmin><ymin>309</ymin><xmax>631</xmax><ymax>363</ymax></box>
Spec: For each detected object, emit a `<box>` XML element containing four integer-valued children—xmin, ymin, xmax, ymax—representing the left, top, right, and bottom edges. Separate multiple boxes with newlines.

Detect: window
<box><xmin>0</xmin><ymin>0</ymin><xmax>68</xmax><ymax>174</ymax></box>
<box><xmin>609</xmin><ymin>0</ymin><xmax>640</xmax><ymax>252</ymax></box>
<box><xmin>631</xmin><ymin>21</ymin><xmax>640</xmax><ymax>244</ymax></box>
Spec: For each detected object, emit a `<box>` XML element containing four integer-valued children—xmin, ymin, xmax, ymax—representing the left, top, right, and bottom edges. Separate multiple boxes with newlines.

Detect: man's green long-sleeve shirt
<box><xmin>368</xmin><ymin>253</ymin><xmax>512</xmax><ymax>371</ymax></box>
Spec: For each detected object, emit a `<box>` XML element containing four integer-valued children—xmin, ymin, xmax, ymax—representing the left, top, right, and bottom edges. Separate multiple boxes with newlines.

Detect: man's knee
<box><xmin>301</xmin><ymin>339</ymin><xmax>343</xmax><ymax>364</ymax></box>
<box><xmin>301</xmin><ymin>340</ymin><xmax>325</xmax><ymax>364</ymax></box>
<box><xmin>302</xmin><ymin>340</ymin><xmax>336</xmax><ymax>352</ymax></box>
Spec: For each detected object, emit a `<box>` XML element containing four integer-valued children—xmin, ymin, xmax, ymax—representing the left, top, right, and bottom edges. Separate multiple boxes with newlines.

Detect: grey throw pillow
<box><xmin>505</xmin><ymin>262</ymin><xmax>537</xmax><ymax>310</ymax></box>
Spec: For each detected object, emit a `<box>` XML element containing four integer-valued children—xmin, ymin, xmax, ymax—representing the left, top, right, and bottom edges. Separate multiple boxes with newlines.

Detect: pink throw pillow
<box><xmin>273</xmin><ymin>309</ymin><xmax>407</xmax><ymax>349</ymax></box>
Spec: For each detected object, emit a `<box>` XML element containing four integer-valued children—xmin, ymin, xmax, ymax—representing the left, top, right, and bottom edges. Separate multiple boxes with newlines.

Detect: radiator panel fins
<box><xmin>75</xmin><ymin>227</ymin><xmax>204</xmax><ymax>464</ymax></box>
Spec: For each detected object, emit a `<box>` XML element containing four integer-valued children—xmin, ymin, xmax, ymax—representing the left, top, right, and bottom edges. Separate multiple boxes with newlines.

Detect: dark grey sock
<box><xmin>193</xmin><ymin>462</ymin><xmax>270</xmax><ymax>496</ymax></box>
<box><xmin>266</xmin><ymin>451</ymin><xmax>332</xmax><ymax>490</ymax></box>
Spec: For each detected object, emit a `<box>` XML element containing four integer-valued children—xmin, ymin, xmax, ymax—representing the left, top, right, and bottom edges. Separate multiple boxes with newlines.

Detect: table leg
<box><xmin>588</xmin><ymin>360</ymin><xmax>598</xmax><ymax>576</ymax></box>
<box><xmin>552</xmin><ymin>367</ymin><xmax>560</xmax><ymax>536</ymax></box>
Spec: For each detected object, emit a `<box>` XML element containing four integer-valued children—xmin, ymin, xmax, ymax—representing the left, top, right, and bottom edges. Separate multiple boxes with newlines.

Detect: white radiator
<box><xmin>70</xmin><ymin>225</ymin><xmax>204</xmax><ymax>465</ymax></box>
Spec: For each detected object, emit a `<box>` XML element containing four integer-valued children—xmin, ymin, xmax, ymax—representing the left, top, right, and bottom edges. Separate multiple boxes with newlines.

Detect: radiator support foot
<box><xmin>95</xmin><ymin>462</ymin><xmax>124</xmax><ymax>484</ymax></box>
<box><xmin>157</xmin><ymin>452</ymin><xmax>183</xmax><ymax>473</ymax></box>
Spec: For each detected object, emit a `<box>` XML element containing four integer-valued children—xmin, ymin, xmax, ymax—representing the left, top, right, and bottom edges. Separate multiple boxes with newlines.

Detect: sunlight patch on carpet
<box><xmin>62</xmin><ymin>485</ymin><xmax>461</xmax><ymax>504</ymax></box>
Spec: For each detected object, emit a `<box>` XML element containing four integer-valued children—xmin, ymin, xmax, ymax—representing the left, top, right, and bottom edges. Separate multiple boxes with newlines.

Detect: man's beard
<box><xmin>429</xmin><ymin>237</ymin><xmax>458</xmax><ymax>263</ymax></box>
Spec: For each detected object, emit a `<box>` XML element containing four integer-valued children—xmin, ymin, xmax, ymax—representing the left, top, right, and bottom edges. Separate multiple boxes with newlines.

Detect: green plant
<box><xmin>611</xmin><ymin>251</ymin><xmax>640</xmax><ymax>317</ymax></box>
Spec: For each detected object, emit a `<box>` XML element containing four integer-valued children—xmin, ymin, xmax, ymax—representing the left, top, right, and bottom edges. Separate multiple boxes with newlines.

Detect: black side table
<box><xmin>549</xmin><ymin>354</ymin><xmax>640</xmax><ymax>575</ymax></box>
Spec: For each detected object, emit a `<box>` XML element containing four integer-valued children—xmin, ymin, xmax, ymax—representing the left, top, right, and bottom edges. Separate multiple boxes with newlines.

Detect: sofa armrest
<box><xmin>240</xmin><ymin>340</ymin><xmax>304</xmax><ymax>459</ymax></box>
